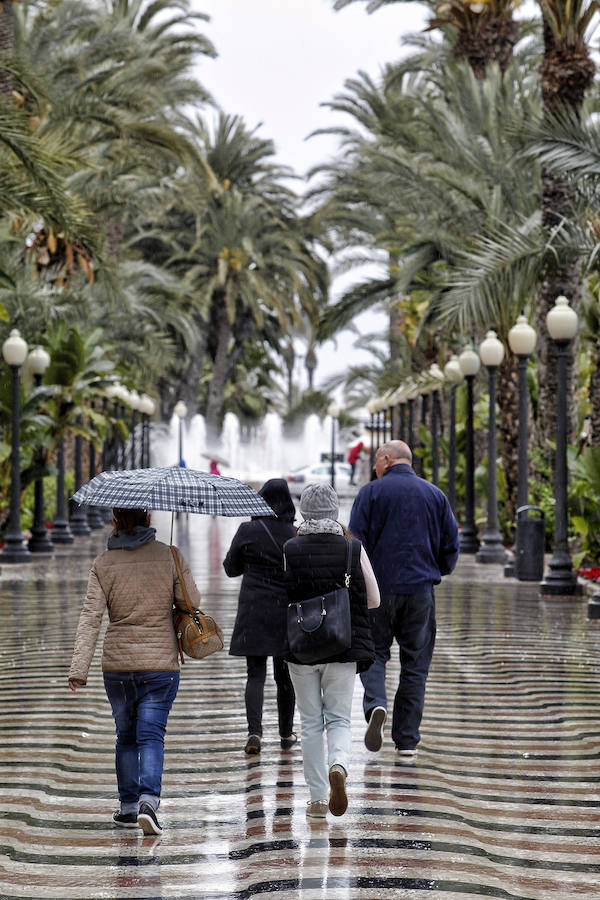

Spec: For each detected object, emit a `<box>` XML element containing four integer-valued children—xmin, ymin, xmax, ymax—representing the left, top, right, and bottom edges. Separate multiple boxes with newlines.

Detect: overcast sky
<box><xmin>197</xmin><ymin>0</ymin><xmax>429</xmax><ymax>391</ymax></box>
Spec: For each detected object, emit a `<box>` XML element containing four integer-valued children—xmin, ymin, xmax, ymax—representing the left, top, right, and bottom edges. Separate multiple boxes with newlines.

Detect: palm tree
<box><xmin>332</xmin><ymin>0</ymin><xmax>521</xmax><ymax>76</ymax></box>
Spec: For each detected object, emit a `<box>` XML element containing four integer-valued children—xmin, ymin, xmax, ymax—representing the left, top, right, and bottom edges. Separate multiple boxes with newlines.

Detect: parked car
<box><xmin>285</xmin><ymin>462</ymin><xmax>354</xmax><ymax>497</ymax></box>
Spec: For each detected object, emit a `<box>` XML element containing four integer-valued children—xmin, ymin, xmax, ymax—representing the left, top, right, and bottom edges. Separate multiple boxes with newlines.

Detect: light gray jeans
<box><xmin>288</xmin><ymin>661</ymin><xmax>357</xmax><ymax>802</ymax></box>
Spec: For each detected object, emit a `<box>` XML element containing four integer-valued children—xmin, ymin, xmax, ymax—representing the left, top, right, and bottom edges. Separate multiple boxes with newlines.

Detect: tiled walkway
<box><xmin>1</xmin><ymin>511</ymin><xmax>600</xmax><ymax>899</ymax></box>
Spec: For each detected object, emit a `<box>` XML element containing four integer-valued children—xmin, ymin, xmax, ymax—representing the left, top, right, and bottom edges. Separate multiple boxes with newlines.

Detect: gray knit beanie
<box><xmin>299</xmin><ymin>482</ymin><xmax>339</xmax><ymax>521</ymax></box>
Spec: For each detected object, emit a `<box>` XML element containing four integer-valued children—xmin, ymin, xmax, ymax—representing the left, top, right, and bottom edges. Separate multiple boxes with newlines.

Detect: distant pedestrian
<box><xmin>349</xmin><ymin>440</ymin><xmax>459</xmax><ymax>761</ymax></box>
<box><xmin>223</xmin><ymin>479</ymin><xmax>297</xmax><ymax>755</ymax></box>
<box><xmin>284</xmin><ymin>483</ymin><xmax>379</xmax><ymax>818</ymax></box>
<box><xmin>347</xmin><ymin>441</ymin><xmax>364</xmax><ymax>485</ymax></box>
<box><xmin>68</xmin><ymin>507</ymin><xmax>202</xmax><ymax>835</ymax></box>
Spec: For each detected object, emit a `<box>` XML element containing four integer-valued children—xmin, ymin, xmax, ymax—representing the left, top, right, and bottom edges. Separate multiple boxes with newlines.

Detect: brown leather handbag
<box><xmin>171</xmin><ymin>546</ymin><xmax>224</xmax><ymax>664</ymax></box>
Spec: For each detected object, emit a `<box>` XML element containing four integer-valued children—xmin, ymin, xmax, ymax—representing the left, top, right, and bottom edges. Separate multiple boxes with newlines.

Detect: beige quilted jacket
<box><xmin>68</xmin><ymin>540</ymin><xmax>202</xmax><ymax>683</ymax></box>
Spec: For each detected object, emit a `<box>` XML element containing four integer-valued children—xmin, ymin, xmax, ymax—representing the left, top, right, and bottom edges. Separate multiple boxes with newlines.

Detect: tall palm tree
<box><xmin>332</xmin><ymin>0</ymin><xmax>521</xmax><ymax>76</ymax></box>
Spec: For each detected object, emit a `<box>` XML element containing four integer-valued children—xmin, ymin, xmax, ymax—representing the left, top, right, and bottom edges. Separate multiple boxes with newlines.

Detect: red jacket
<box><xmin>347</xmin><ymin>442</ymin><xmax>364</xmax><ymax>464</ymax></box>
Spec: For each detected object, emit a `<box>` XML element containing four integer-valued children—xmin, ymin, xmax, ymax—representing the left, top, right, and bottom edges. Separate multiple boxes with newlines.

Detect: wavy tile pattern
<box><xmin>1</xmin><ymin>513</ymin><xmax>600</xmax><ymax>899</ymax></box>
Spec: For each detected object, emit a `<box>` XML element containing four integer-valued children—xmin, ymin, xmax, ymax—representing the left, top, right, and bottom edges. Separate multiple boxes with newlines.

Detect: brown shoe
<box><xmin>328</xmin><ymin>764</ymin><xmax>348</xmax><ymax>816</ymax></box>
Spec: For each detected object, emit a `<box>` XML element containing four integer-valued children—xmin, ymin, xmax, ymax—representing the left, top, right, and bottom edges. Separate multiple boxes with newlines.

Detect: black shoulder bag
<box><xmin>286</xmin><ymin>539</ymin><xmax>354</xmax><ymax>665</ymax></box>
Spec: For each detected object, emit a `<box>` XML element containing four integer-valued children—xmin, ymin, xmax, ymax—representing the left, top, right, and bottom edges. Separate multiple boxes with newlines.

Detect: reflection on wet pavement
<box><xmin>1</xmin><ymin>510</ymin><xmax>600</xmax><ymax>898</ymax></box>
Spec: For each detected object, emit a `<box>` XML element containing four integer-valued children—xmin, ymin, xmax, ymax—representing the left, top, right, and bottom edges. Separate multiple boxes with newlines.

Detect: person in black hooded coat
<box><xmin>223</xmin><ymin>478</ymin><xmax>297</xmax><ymax>755</ymax></box>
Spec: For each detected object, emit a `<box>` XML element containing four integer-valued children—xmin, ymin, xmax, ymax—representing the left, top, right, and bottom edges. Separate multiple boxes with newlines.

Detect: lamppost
<box><xmin>367</xmin><ymin>399</ymin><xmax>376</xmax><ymax>470</ymax></box>
<box><xmin>406</xmin><ymin>379</ymin><xmax>418</xmax><ymax>450</ymax></box>
<box><xmin>444</xmin><ymin>355</ymin><xmax>463</xmax><ymax>515</ymax></box>
<box><xmin>174</xmin><ymin>400</ymin><xmax>187</xmax><ymax>466</ymax></box>
<box><xmin>1</xmin><ymin>329</ymin><xmax>31</xmax><ymax>563</ymax></box>
<box><xmin>328</xmin><ymin>401</ymin><xmax>340</xmax><ymax>489</ymax></box>
<box><xmin>69</xmin><ymin>413</ymin><xmax>91</xmax><ymax>536</ymax></box>
<box><xmin>505</xmin><ymin>315</ymin><xmax>537</xmax><ymax>578</ymax></box>
<box><xmin>138</xmin><ymin>394</ymin><xmax>154</xmax><ymax>467</ymax></box>
<box><xmin>27</xmin><ymin>346</ymin><xmax>54</xmax><ymax>553</ymax></box>
<box><xmin>476</xmin><ymin>330</ymin><xmax>507</xmax><ymax>564</ymax></box>
<box><xmin>458</xmin><ymin>344</ymin><xmax>481</xmax><ymax>553</ymax></box>
<box><xmin>428</xmin><ymin>364</ymin><xmax>445</xmax><ymax>486</ymax></box>
<box><xmin>129</xmin><ymin>390</ymin><xmax>140</xmax><ymax>468</ymax></box>
<box><xmin>86</xmin><ymin>401</ymin><xmax>105</xmax><ymax>530</ymax></box>
<box><xmin>398</xmin><ymin>385</ymin><xmax>407</xmax><ymax>441</ymax></box>
<box><xmin>540</xmin><ymin>296</ymin><xmax>580</xmax><ymax>595</ymax></box>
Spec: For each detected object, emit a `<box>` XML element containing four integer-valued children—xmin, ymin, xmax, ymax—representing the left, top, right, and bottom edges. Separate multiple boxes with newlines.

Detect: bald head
<box><xmin>374</xmin><ymin>441</ymin><xmax>412</xmax><ymax>477</ymax></box>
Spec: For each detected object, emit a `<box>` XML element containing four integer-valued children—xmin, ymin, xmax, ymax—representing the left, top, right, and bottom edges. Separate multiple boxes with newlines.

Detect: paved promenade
<box><xmin>1</xmin><ymin>509</ymin><xmax>600</xmax><ymax>899</ymax></box>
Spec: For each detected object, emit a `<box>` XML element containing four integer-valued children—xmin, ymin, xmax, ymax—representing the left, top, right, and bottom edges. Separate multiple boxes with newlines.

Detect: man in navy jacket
<box><xmin>349</xmin><ymin>440</ymin><xmax>459</xmax><ymax>759</ymax></box>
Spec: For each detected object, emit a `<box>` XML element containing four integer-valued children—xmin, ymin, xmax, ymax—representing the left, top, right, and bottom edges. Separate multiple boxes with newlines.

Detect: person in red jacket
<box><xmin>347</xmin><ymin>441</ymin><xmax>364</xmax><ymax>484</ymax></box>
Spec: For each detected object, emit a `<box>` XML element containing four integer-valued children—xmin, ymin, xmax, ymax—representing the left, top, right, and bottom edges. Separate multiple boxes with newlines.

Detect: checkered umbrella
<box><xmin>71</xmin><ymin>467</ymin><xmax>274</xmax><ymax>517</ymax></box>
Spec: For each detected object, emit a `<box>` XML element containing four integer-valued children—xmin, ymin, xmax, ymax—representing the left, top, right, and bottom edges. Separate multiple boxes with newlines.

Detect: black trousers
<box><xmin>245</xmin><ymin>656</ymin><xmax>295</xmax><ymax>737</ymax></box>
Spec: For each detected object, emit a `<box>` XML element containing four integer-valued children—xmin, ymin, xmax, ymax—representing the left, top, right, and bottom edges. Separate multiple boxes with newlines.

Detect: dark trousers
<box><xmin>245</xmin><ymin>656</ymin><xmax>295</xmax><ymax>737</ymax></box>
<box><xmin>360</xmin><ymin>590</ymin><xmax>436</xmax><ymax>750</ymax></box>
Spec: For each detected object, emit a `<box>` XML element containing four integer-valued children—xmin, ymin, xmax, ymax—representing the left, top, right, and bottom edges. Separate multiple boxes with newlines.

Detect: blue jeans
<box><xmin>288</xmin><ymin>661</ymin><xmax>356</xmax><ymax>802</ymax></box>
<box><xmin>360</xmin><ymin>591</ymin><xmax>436</xmax><ymax>750</ymax></box>
<box><xmin>103</xmin><ymin>671</ymin><xmax>179</xmax><ymax>814</ymax></box>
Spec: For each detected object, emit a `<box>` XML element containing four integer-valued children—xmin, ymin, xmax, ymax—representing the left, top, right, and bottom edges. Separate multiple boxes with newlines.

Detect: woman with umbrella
<box><xmin>223</xmin><ymin>479</ymin><xmax>297</xmax><ymax>755</ymax></box>
<box><xmin>68</xmin><ymin>506</ymin><xmax>203</xmax><ymax>836</ymax></box>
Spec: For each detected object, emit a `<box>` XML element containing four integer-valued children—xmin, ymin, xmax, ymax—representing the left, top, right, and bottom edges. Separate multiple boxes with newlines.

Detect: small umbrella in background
<box><xmin>199</xmin><ymin>451</ymin><xmax>230</xmax><ymax>467</ymax></box>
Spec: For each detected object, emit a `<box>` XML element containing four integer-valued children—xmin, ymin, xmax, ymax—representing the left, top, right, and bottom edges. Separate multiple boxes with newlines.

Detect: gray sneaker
<box><xmin>364</xmin><ymin>706</ymin><xmax>387</xmax><ymax>752</ymax></box>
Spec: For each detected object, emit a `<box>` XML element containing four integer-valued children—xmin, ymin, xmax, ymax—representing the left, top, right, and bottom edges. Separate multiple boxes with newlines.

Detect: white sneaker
<box><xmin>395</xmin><ymin>747</ymin><xmax>418</xmax><ymax>764</ymax></box>
<box><xmin>364</xmin><ymin>706</ymin><xmax>387</xmax><ymax>752</ymax></box>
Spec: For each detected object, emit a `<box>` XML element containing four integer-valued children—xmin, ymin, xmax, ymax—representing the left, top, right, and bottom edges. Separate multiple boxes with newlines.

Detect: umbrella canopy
<box><xmin>71</xmin><ymin>467</ymin><xmax>274</xmax><ymax>517</ymax></box>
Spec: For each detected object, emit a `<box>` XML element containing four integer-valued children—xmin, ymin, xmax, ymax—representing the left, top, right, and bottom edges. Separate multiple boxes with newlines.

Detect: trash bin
<box><xmin>515</xmin><ymin>505</ymin><xmax>545</xmax><ymax>581</ymax></box>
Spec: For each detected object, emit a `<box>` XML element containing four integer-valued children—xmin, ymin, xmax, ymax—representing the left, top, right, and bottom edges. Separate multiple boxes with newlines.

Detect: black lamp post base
<box><xmin>87</xmin><ymin>506</ymin><xmax>106</xmax><ymax>529</ymax></box>
<box><xmin>540</xmin><ymin>556</ymin><xmax>581</xmax><ymax>596</ymax></box>
<box><xmin>51</xmin><ymin>521</ymin><xmax>74</xmax><ymax>544</ymax></box>
<box><xmin>588</xmin><ymin>592</ymin><xmax>600</xmax><ymax>618</ymax></box>
<box><xmin>1</xmin><ymin>537</ymin><xmax>32</xmax><ymax>563</ymax></box>
<box><xmin>476</xmin><ymin>533</ymin><xmax>507</xmax><ymax>565</ymax></box>
<box><xmin>504</xmin><ymin>552</ymin><xmax>516</xmax><ymax>577</ymax></box>
<box><xmin>459</xmin><ymin>528</ymin><xmax>480</xmax><ymax>554</ymax></box>
<box><xmin>28</xmin><ymin>531</ymin><xmax>54</xmax><ymax>553</ymax></box>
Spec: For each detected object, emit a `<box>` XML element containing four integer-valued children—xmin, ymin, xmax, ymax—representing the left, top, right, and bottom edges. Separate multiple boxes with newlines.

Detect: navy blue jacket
<box><xmin>348</xmin><ymin>464</ymin><xmax>459</xmax><ymax>594</ymax></box>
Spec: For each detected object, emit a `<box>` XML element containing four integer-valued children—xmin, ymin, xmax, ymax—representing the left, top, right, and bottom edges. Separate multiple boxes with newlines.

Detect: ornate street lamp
<box><xmin>406</xmin><ymin>379</ymin><xmax>418</xmax><ymax>450</ymax></box>
<box><xmin>174</xmin><ymin>400</ymin><xmax>187</xmax><ymax>466</ymax></box>
<box><xmin>476</xmin><ymin>330</ymin><xmax>507</xmax><ymax>564</ymax></box>
<box><xmin>27</xmin><ymin>346</ymin><xmax>54</xmax><ymax>553</ymax></box>
<box><xmin>328</xmin><ymin>401</ymin><xmax>340</xmax><ymax>489</ymax></box>
<box><xmin>444</xmin><ymin>355</ymin><xmax>463</xmax><ymax>514</ymax></box>
<box><xmin>397</xmin><ymin>384</ymin><xmax>407</xmax><ymax>441</ymax></box>
<box><xmin>458</xmin><ymin>344</ymin><xmax>481</xmax><ymax>553</ymax></box>
<box><xmin>540</xmin><ymin>296</ymin><xmax>580</xmax><ymax>595</ymax></box>
<box><xmin>1</xmin><ymin>330</ymin><xmax>32</xmax><ymax>563</ymax></box>
<box><xmin>505</xmin><ymin>315</ymin><xmax>537</xmax><ymax>578</ymax></box>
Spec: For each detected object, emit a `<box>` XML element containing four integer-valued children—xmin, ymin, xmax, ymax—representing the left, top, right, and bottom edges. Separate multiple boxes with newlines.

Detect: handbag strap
<box><xmin>171</xmin><ymin>545</ymin><xmax>195</xmax><ymax>615</ymax></box>
<box><xmin>258</xmin><ymin>519</ymin><xmax>283</xmax><ymax>558</ymax></box>
<box><xmin>344</xmin><ymin>538</ymin><xmax>354</xmax><ymax>588</ymax></box>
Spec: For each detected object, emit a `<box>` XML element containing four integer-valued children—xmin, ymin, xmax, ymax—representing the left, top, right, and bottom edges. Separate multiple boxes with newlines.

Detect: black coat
<box><xmin>283</xmin><ymin>532</ymin><xmax>375</xmax><ymax>672</ymax></box>
<box><xmin>224</xmin><ymin>516</ymin><xmax>296</xmax><ymax>657</ymax></box>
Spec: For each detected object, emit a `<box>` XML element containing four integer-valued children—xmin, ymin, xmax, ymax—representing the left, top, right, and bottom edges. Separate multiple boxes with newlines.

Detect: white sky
<box><xmin>197</xmin><ymin>0</ymin><xmax>430</xmax><ymax>391</ymax></box>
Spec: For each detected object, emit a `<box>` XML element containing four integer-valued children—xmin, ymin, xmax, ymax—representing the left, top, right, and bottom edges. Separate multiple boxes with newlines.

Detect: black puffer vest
<box><xmin>283</xmin><ymin>533</ymin><xmax>375</xmax><ymax>672</ymax></box>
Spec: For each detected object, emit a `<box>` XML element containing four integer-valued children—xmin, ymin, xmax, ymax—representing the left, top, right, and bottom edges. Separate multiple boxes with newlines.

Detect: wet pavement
<box><xmin>1</xmin><ymin>508</ymin><xmax>600</xmax><ymax>899</ymax></box>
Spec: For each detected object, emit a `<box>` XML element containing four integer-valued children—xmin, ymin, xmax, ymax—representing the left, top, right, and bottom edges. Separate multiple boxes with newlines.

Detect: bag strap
<box><xmin>344</xmin><ymin>538</ymin><xmax>354</xmax><ymax>588</ymax></box>
<box><xmin>258</xmin><ymin>519</ymin><xmax>283</xmax><ymax>558</ymax></box>
<box><xmin>171</xmin><ymin>545</ymin><xmax>195</xmax><ymax>615</ymax></box>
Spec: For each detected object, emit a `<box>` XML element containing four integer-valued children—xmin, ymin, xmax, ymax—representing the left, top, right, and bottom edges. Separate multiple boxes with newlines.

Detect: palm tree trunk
<box><xmin>204</xmin><ymin>300</ymin><xmax>233</xmax><ymax>441</ymax></box>
<box><xmin>589</xmin><ymin>334</ymin><xmax>600</xmax><ymax>446</ymax></box>
<box><xmin>497</xmin><ymin>357</ymin><xmax>519</xmax><ymax>531</ymax></box>
<box><xmin>536</xmin><ymin>18</ymin><xmax>594</xmax><ymax>455</ymax></box>
<box><xmin>453</xmin><ymin>10</ymin><xmax>519</xmax><ymax>78</ymax></box>
<box><xmin>0</xmin><ymin>0</ymin><xmax>14</xmax><ymax>96</ymax></box>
